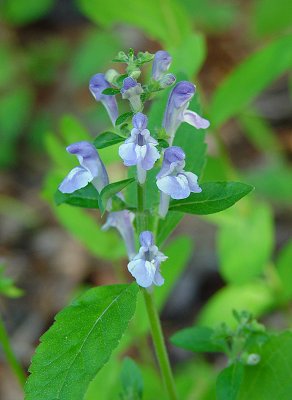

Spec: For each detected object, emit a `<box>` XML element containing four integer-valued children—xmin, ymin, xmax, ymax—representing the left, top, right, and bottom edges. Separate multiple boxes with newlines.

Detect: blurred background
<box><xmin>0</xmin><ymin>0</ymin><xmax>291</xmax><ymax>398</ymax></box>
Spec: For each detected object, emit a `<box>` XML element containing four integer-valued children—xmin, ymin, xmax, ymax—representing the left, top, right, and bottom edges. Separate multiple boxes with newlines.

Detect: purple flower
<box><xmin>89</xmin><ymin>73</ymin><xmax>119</xmax><ymax>126</ymax></box>
<box><xmin>163</xmin><ymin>81</ymin><xmax>210</xmax><ymax>145</ymax></box>
<box><xmin>152</xmin><ymin>50</ymin><xmax>172</xmax><ymax>81</ymax></box>
<box><xmin>59</xmin><ymin>141</ymin><xmax>109</xmax><ymax>194</ymax></box>
<box><xmin>119</xmin><ymin>113</ymin><xmax>160</xmax><ymax>184</ymax></box>
<box><xmin>128</xmin><ymin>231</ymin><xmax>167</xmax><ymax>288</ymax></box>
<box><xmin>156</xmin><ymin>146</ymin><xmax>202</xmax><ymax>217</ymax></box>
<box><xmin>102</xmin><ymin>210</ymin><xmax>136</xmax><ymax>260</ymax></box>
<box><xmin>121</xmin><ymin>77</ymin><xmax>143</xmax><ymax>112</ymax></box>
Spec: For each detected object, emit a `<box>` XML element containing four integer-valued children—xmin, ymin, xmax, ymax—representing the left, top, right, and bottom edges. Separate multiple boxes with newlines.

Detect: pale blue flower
<box><xmin>156</xmin><ymin>146</ymin><xmax>202</xmax><ymax>217</ymax></box>
<box><xmin>89</xmin><ymin>73</ymin><xmax>118</xmax><ymax>125</ymax></box>
<box><xmin>120</xmin><ymin>77</ymin><xmax>143</xmax><ymax>112</ymax></box>
<box><xmin>128</xmin><ymin>231</ymin><xmax>167</xmax><ymax>288</ymax></box>
<box><xmin>102</xmin><ymin>210</ymin><xmax>136</xmax><ymax>260</ymax></box>
<box><xmin>119</xmin><ymin>112</ymin><xmax>160</xmax><ymax>184</ymax></box>
<box><xmin>152</xmin><ymin>50</ymin><xmax>172</xmax><ymax>81</ymax></box>
<box><xmin>59</xmin><ymin>141</ymin><xmax>109</xmax><ymax>194</ymax></box>
<box><xmin>163</xmin><ymin>81</ymin><xmax>210</xmax><ymax>145</ymax></box>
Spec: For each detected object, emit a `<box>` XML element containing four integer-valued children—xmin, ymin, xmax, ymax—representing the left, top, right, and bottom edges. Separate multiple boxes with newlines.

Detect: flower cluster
<box><xmin>58</xmin><ymin>49</ymin><xmax>209</xmax><ymax>289</ymax></box>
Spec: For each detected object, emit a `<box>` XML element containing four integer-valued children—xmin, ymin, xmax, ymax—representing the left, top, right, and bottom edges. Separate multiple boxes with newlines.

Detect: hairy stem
<box><xmin>0</xmin><ymin>315</ymin><xmax>26</xmax><ymax>388</ymax></box>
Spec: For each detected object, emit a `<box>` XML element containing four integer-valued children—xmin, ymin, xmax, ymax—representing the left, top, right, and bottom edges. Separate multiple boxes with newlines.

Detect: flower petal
<box><xmin>152</xmin><ymin>50</ymin><xmax>172</xmax><ymax>81</ymax></box>
<box><xmin>58</xmin><ymin>166</ymin><xmax>93</xmax><ymax>194</ymax></box>
<box><xmin>183</xmin><ymin>110</ymin><xmax>210</xmax><ymax>129</ymax></box>
<box><xmin>128</xmin><ymin>259</ymin><xmax>156</xmax><ymax>288</ymax></box>
<box><xmin>140</xmin><ymin>144</ymin><xmax>160</xmax><ymax>170</ymax></box>
<box><xmin>133</xmin><ymin>112</ymin><xmax>148</xmax><ymax>130</ymax></box>
<box><xmin>119</xmin><ymin>142</ymin><xmax>137</xmax><ymax>166</ymax></box>
<box><xmin>140</xmin><ymin>231</ymin><xmax>154</xmax><ymax>248</ymax></box>
<box><xmin>157</xmin><ymin>175</ymin><xmax>191</xmax><ymax>199</ymax></box>
<box><xmin>182</xmin><ymin>172</ymin><xmax>202</xmax><ymax>193</ymax></box>
<box><xmin>153</xmin><ymin>269</ymin><xmax>164</xmax><ymax>286</ymax></box>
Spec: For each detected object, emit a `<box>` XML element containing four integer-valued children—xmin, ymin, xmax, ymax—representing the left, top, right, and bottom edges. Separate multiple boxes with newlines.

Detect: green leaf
<box><xmin>99</xmin><ymin>178</ymin><xmax>135</xmax><ymax>214</ymax></box>
<box><xmin>77</xmin><ymin>0</ymin><xmax>191</xmax><ymax>48</ymax></box>
<box><xmin>0</xmin><ymin>0</ymin><xmax>55</xmax><ymax>25</ymax></box>
<box><xmin>54</xmin><ymin>183</ymin><xmax>100</xmax><ymax>208</ymax></box>
<box><xmin>197</xmin><ymin>281</ymin><xmax>274</xmax><ymax>328</ymax></box>
<box><xmin>115</xmin><ymin>112</ymin><xmax>133</xmax><ymax>126</ymax></box>
<box><xmin>171</xmin><ymin>326</ymin><xmax>223</xmax><ymax>353</ymax></box>
<box><xmin>218</xmin><ymin>204</ymin><xmax>274</xmax><ymax>284</ymax></box>
<box><xmin>216</xmin><ymin>362</ymin><xmax>244</xmax><ymax>400</ymax></box>
<box><xmin>25</xmin><ymin>284</ymin><xmax>139</xmax><ymax>400</ymax></box>
<box><xmin>209</xmin><ymin>35</ymin><xmax>292</xmax><ymax>128</ymax></box>
<box><xmin>169</xmin><ymin>182</ymin><xmax>253</xmax><ymax>215</ymax></box>
<box><xmin>276</xmin><ymin>240</ymin><xmax>292</xmax><ymax>301</ymax></box>
<box><xmin>120</xmin><ymin>357</ymin><xmax>143</xmax><ymax>400</ymax></box>
<box><xmin>102</xmin><ymin>88</ymin><xmax>120</xmax><ymax>95</ymax></box>
<box><xmin>238</xmin><ymin>332</ymin><xmax>292</xmax><ymax>400</ymax></box>
<box><xmin>93</xmin><ymin>131</ymin><xmax>125</xmax><ymax>149</ymax></box>
<box><xmin>157</xmin><ymin>211</ymin><xmax>183</xmax><ymax>246</ymax></box>
<box><xmin>251</xmin><ymin>0</ymin><xmax>292</xmax><ymax>37</ymax></box>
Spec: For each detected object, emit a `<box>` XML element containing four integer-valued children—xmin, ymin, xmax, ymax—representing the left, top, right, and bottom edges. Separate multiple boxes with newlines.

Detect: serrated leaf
<box><xmin>99</xmin><ymin>178</ymin><xmax>135</xmax><ymax>214</ymax></box>
<box><xmin>169</xmin><ymin>182</ymin><xmax>253</xmax><ymax>215</ymax></box>
<box><xmin>54</xmin><ymin>183</ymin><xmax>99</xmax><ymax>208</ymax></box>
<box><xmin>171</xmin><ymin>326</ymin><xmax>224</xmax><ymax>353</ymax></box>
<box><xmin>217</xmin><ymin>362</ymin><xmax>244</xmax><ymax>400</ymax></box>
<box><xmin>120</xmin><ymin>357</ymin><xmax>143</xmax><ymax>400</ymax></box>
<box><xmin>93</xmin><ymin>131</ymin><xmax>125</xmax><ymax>149</ymax></box>
<box><xmin>102</xmin><ymin>88</ymin><xmax>120</xmax><ymax>95</ymax></box>
<box><xmin>25</xmin><ymin>284</ymin><xmax>139</xmax><ymax>400</ymax></box>
<box><xmin>238</xmin><ymin>332</ymin><xmax>292</xmax><ymax>400</ymax></box>
<box><xmin>115</xmin><ymin>112</ymin><xmax>133</xmax><ymax>126</ymax></box>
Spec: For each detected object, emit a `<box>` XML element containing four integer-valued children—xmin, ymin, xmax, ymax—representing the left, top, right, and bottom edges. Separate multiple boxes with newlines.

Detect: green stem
<box><xmin>136</xmin><ymin>175</ymin><xmax>177</xmax><ymax>399</ymax></box>
<box><xmin>142</xmin><ymin>289</ymin><xmax>178</xmax><ymax>400</ymax></box>
<box><xmin>0</xmin><ymin>315</ymin><xmax>26</xmax><ymax>388</ymax></box>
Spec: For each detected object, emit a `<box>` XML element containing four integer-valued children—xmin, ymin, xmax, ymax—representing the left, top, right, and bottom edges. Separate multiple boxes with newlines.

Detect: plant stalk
<box><xmin>0</xmin><ymin>315</ymin><xmax>26</xmax><ymax>388</ymax></box>
<box><xmin>142</xmin><ymin>289</ymin><xmax>178</xmax><ymax>400</ymax></box>
<box><xmin>136</xmin><ymin>177</ymin><xmax>178</xmax><ymax>399</ymax></box>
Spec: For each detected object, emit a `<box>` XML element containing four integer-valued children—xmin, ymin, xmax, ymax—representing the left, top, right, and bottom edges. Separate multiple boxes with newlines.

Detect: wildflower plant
<box><xmin>24</xmin><ymin>49</ymin><xmax>254</xmax><ymax>400</ymax></box>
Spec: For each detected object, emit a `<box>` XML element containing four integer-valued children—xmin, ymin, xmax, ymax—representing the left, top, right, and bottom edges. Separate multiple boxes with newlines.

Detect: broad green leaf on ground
<box><xmin>93</xmin><ymin>131</ymin><xmax>125</xmax><ymax>149</ymax></box>
<box><xmin>251</xmin><ymin>0</ymin><xmax>292</xmax><ymax>37</ymax></box>
<box><xmin>171</xmin><ymin>326</ymin><xmax>224</xmax><ymax>353</ymax></box>
<box><xmin>69</xmin><ymin>30</ymin><xmax>121</xmax><ymax>86</ymax></box>
<box><xmin>244</xmin><ymin>162</ymin><xmax>292</xmax><ymax>205</ymax></box>
<box><xmin>120</xmin><ymin>357</ymin><xmax>143</xmax><ymax>400</ymax></box>
<box><xmin>197</xmin><ymin>281</ymin><xmax>274</xmax><ymax>328</ymax></box>
<box><xmin>25</xmin><ymin>284</ymin><xmax>139</xmax><ymax>400</ymax></box>
<box><xmin>238</xmin><ymin>332</ymin><xmax>292</xmax><ymax>400</ymax></box>
<box><xmin>169</xmin><ymin>182</ymin><xmax>253</xmax><ymax>215</ymax></box>
<box><xmin>216</xmin><ymin>362</ymin><xmax>244</xmax><ymax>400</ymax></box>
<box><xmin>77</xmin><ymin>0</ymin><xmax>191</xmax><ymax>48</ymax></box>
<box><xmin>218</xmin><ymin>203</ymin><xmax>274</xmax><ymax>284</ymax></box>
<box><xmin>209</xmin><ymin>34</ymin><xmax>292</xmax><ymax>128</ymax></box>
<box><xmin>0</xmin><ymin>0</ymin><xmax>55</xmax><ymax>25</ymax></box>
<box><xmin>276</xmin><ymin>240</ymin><xmax>292</xmax><ymax>301</ymax></box>
<box><xmin>99</xmin><ymin>178</ymin><xmax>135</xmax><ymax>213</ymax></box>
<box><xmin>169</xmin><ymin>33</ymin><xmax>206</xmax><ymax>77</ymax></box>
<box><xmin>55</xmin><ymin>183</ymin><xmax>100</xmax><ymax>208</ymax></box>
